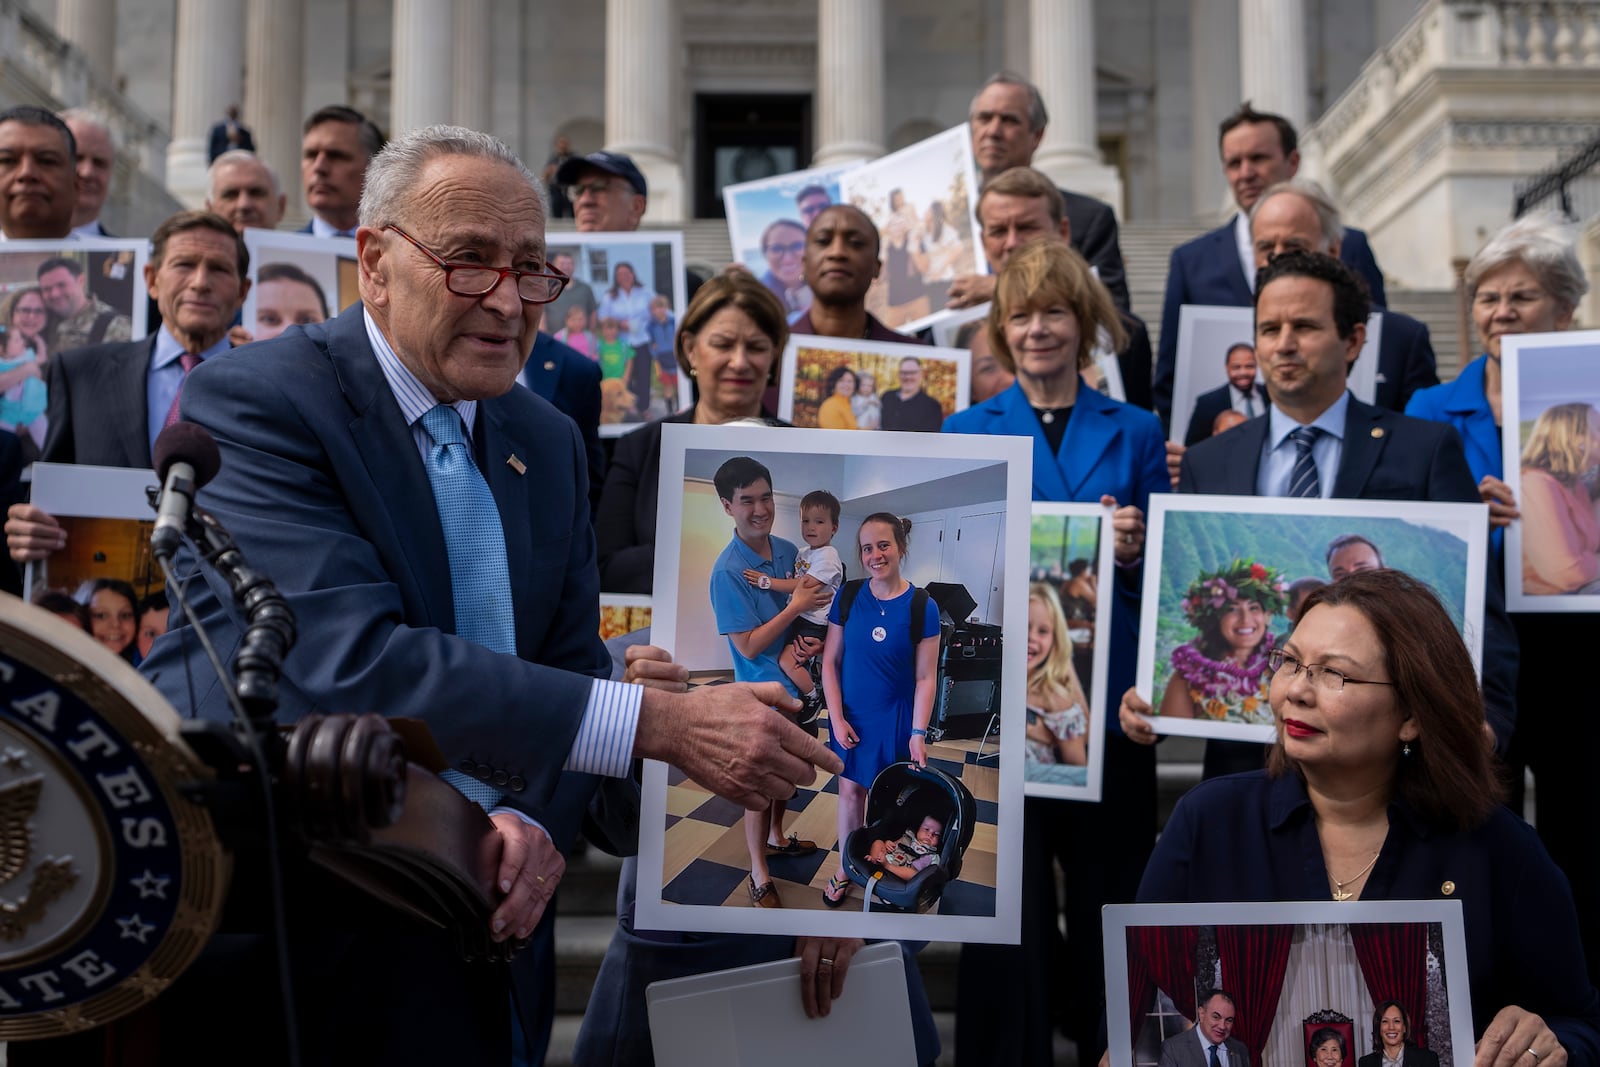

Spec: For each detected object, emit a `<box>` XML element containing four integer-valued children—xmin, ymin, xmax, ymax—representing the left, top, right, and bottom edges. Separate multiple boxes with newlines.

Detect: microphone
<box><xmin>151</xmin><ymin>422</ymin><xmax>222</xmax><ymax>561</ymax></box>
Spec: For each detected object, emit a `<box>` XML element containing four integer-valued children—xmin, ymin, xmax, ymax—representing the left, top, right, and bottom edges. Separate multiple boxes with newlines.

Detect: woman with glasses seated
<box><xmin>1125</xmin><ymin>570</ymin><xmax>1600</xmax><ymax>1064</ymax></box>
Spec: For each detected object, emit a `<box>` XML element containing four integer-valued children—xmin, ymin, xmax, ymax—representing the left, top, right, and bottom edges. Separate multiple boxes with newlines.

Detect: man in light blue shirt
<box><xmin>708</xmin><ymin>455</ymin><xmax>831</xmax><ymax>907</ymax></box>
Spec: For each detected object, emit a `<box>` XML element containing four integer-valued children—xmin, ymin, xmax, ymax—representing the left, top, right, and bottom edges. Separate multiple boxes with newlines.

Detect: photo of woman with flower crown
<box><xmin>1135</xmin><ymin>495</ymin><xmax>1490</xmax><ymax>743</ymax></box>
<box><xmin>1158</xmin><ymin>558</ymin><xmax>1288</xmax><ymax>725</ymax></box>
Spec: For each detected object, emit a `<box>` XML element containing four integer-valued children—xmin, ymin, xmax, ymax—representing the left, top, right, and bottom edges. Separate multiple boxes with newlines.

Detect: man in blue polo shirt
<box><xmin>708</xmin><ymin>456</ymin><xmax>832</xmax><ymax>909</ymax></box>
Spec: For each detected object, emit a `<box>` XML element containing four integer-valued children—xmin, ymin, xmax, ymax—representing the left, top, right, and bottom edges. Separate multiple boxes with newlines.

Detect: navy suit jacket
<box><xmin>40</xmin><ymin>337</ymin><xmax>157</xmax><ymax>467</ymax></box>
<box><xmin>1177</xmin><ymin>397</ymin><xmax>1518</xmax><ymax>748</ymax></box>
<box><xmin>1062</xmin><ymin>189</ymin><xmax>1131</xmax><ymax>313</ymax></box>
<box><xmin>944</xmin><ymin>380</ymin><xmax>1168</xmax><ymax>727</ymax></box>
<box><xmin>1154</xmin><ymin>220</ymin><xmax>1388</xmax><ymax>420</ymax></box>
<box><xmin>1140</xmin><ymin>773</ymin><xmax>1600</xmax><ymax>1059</ymax></box>
<box><xmin>520</xmin><ymin>332</ymin><xmax>605</xmax><ymax>518</ymax></box>
<box><xmin>141</xmin><ymin>304</ymin><xmax>613</xmax><ymax>817</ymax></box>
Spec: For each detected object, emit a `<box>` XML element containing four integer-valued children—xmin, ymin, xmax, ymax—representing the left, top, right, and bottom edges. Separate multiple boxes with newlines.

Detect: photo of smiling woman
<box><xmin>1158</xmin><ymin>559</ymin><xmax>1289</xmax><ymax>725</ymax></box>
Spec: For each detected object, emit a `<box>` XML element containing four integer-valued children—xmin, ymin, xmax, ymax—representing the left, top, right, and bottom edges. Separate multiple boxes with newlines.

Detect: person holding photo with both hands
<box><xmin>819</xmin><ymin>513</ymin><xmax>941</xmax><ymax>908</ymax></box>
<box><xmin>942</xmin><ymin>236</ymin><xmax>1166</xmax><ymax>1065</ymax></box>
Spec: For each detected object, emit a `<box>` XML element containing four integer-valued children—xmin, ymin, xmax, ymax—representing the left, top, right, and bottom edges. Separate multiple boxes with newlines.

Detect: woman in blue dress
<box><xmin>819</xmin><ymin>512</ymin><xmax>942</xmax><ymax>906</ymax></box>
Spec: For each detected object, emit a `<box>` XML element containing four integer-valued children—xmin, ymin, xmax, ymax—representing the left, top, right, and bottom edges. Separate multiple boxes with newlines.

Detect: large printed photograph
<box><xmin>0</xmin><ymin>240</ymin><xmax>149</xmax><ymax>459</ymax></box>
<box><xmin>637</xmin><ymin>423</ymin><xmax>1030</xmax><ymax>943</ymax></box>
<box><xmin>1136</xmin><ymin>496</ymin><xmax>1488</xmax><ymax>744</ymax></box>
<box><xmin>1103</xmin><ymin>901</ymin><xmax>1476</xmax><ymax>1067</ymax></box>
<box><xmin>723</xmin><ymin>162</ymin><xmax>856</xmax><ymax>320</ymax></box>
<box><xmin>777</xmin><ymin>335</ymin><xmax>969</xmax><ymax>432</ymax></box>
<box><xmin>1501</xmin><ymin>329</ymin><xmax>1600</xmax><ymax>611</ymax></box>
<box><xmin>838</xmin><ymin>126</ymin><xmax>984</xmax><ymax>335</ymax></box>
<box><xmin>1024</xmin><ymin>503</ymin><xmax>1114</xmax><ymax>801</ymax></box>
<box><xmin>239</xmin><ymin>230</ymin><xmax>357</xmax><ymax>345</ymax></box>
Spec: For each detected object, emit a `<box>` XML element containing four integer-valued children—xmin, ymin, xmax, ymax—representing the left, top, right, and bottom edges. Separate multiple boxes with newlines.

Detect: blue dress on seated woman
<box><xmin>1139</xmin><ymin>772</ymin><xmax>1600</xmax><ymax>1060</ymax></box>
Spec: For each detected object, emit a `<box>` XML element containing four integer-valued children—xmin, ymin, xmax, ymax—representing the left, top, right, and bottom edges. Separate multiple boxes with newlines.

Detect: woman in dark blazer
<box><xmin>1138</xmin><ymin>572</ymin><xmax>1600</xmax><ymax>1064</ymax></box>
<box><xmin>594</xmin><ymin>271</ymin><xmax>789</xmax><ymax>593</ymax></box>
<box><xmin>943</xmin><ymin>238</ymin><xmax>1168</xmax><ymax>1065</ymax></box>
<box><xmin>1356</xmin><ymin>1000</ymin><xmax>1439</xmax><ymax>1067</ymax></box>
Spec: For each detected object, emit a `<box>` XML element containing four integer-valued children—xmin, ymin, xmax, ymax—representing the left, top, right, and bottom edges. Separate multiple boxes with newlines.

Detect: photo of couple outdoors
<box><xmin>638</xmin><ymin>425</ymin><xmax>1028</xmax><ymax>943</ymax></box>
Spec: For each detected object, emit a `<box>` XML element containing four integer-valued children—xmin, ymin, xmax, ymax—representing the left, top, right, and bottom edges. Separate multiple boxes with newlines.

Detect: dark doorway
<box><xmin>694</xmin><ymin>94</ymin><xmax>812</xmax><ymax>219</ymax></box>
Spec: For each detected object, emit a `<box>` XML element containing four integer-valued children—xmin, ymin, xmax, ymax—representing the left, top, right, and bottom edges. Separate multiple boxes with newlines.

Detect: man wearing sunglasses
<box><xmin>133</xmin><ymin>126</ymin><xmax>840</xmax><ymax>1066</ymax></box>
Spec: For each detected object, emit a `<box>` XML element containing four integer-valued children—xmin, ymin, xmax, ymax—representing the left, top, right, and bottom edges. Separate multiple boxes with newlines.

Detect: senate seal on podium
<box><xmin>0</xmin><ymin>594</ymin><xmax>226</xmax><ymax>1040</ymax></box>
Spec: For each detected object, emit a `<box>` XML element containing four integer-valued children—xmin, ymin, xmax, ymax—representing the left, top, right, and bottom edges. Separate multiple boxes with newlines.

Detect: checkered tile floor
<box><xmin>659</xmin><ymin>708</ymin><xmax>1001</xmax><ymax>914</ymax></box>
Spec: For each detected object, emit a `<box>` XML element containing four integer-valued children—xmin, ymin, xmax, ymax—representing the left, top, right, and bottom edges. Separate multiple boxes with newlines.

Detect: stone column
<box><xmin>55</xmin><ymin>0</ymin><xmax>115</xmax><ymax>81</ymax></box>
<box><xmin>813</xmin><ymin>0</ymin><xmax>885</xmax><ymax>166</ymax></box>
<box><xmin>452</xmin><ymin>0</ymin><xmax>491</xmax><ymax>131</ymax></box>
<box><xmin>167</xmin><ymin>0</ymin><xmax>246</xmax><ymax>208</ymax></box>
<box><xmin>1190</xmin><ymin>0</ymin><xmax>1241</xmax><ymax>218</ymax></box>
<box><xmin>605</xmin><ymin>0</ymin><xmax>685</xmax><ymax>221</ymax></box>
<box><xmin>243</xmin><ymin>0</ymin><xmax>303</xmax><ymax>213</ymax></box>
<box><xmin>391</xmin><ymin>0</ymin><xmax>455</xmax><ymax>134</ymax></box>
<box><xmin>1029</xmin><ymin>0</ymin><xmax>1123</xmax><ymax>212</ymax></box>
<box><xmin>1239</xmin><ymin>0</ymin><xmax>1309</xmax><ymax>130</ymax></box>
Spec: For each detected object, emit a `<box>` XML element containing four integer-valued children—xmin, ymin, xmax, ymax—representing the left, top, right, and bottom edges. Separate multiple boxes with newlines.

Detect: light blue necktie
<box><xmin>1286</xmin><ymin>425</ymin><xmax>1324</xmax><ymax>499</ymax></box>
<box><xmin>421</xmin><ymin>404</ymin><xmax>515</xmax><ymax>810</ymax></box>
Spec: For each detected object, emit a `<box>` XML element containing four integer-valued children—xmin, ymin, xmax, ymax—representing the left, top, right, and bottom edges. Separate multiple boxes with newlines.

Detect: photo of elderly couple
<box><xmin>1138</xmin><ymin>497</ymin><xmax>1487</xmax><ymax>743</ymax></box>
<box><xmin>1105</xmin><ymin>901</ymin><xmax>1473</xmax><ymax>1067</ymax></box>
<box><xmin>639</xmin><ymin>424</ymin><xmax>1030</xmax><ymax>943</ymax></box>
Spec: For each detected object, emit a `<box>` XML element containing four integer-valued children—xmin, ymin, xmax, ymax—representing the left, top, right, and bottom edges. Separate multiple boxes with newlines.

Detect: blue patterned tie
<box><xmin>421</xmin><ymin>404</ymin><xmax>514</xmax><ymax>810</ymax></box>
<box><xmin>1286</xmin><ymin>425</ymin><xmax>1324</xmax><ymax>499</ymax></box>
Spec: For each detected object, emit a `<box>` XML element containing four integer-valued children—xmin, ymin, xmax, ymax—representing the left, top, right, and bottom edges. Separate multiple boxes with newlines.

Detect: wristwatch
<box><xmin>911</xmin><ymin>727</ymin><xmax>927</xmax><ymax>738</ymax></box>
<box><xmin>758</xmin><ymin>575</ymin><xmax>771</xmax><ymax>590</ymax></box>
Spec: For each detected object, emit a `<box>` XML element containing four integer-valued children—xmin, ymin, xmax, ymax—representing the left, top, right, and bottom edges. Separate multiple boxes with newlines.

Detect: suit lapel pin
<box><xmin>1371</xmin><ymin>427</ymin><xmax>1385</xmax><ymax>438</ymax></box>
<box><xmin>506</xmin><ymin>454</ymin><xmax>526</xmax><ymax>476</ymax></box>
<box><xmin>542</xmin><ymin>360</ymin><xmax>556</xmax><ymax>371</ymax></box>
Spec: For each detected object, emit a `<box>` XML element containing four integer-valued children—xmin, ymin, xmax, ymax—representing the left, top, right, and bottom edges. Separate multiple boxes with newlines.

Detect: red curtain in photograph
<box><xmin>1216</xmin><ymin>924</ymin><xmax>1292</xmax><ymax>1067</ymax></box>
<box><xmin>1126</xmin><ymin>947</ymin><xmax>1153</xmax><ymax>1043</ymax></box>
<box><xmin>1127</xmin><ymin>925</ymin><xmax>1201</xmax><ymax>1022</ymax></box>
<box><xmin>1350</xmin><ymin>923</ymin><xmax>1430</xmax><ymax>1049</ymax></box>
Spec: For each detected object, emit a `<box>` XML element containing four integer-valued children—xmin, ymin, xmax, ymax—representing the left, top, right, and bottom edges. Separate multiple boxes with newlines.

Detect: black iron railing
<box><xmin>1515</xmin><ymin>133</ymin><xmax>1600</xmax><ymax>219</ymax></box>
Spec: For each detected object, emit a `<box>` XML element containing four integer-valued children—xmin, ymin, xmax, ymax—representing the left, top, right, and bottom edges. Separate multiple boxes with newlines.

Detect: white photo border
<box><xmin>1137</xmin><ymin>494</ymin><xmax>1489</xmax><ymax>743</ymax></box>
<box><xmin>1024</xmin><ymin>502</ymin><xmax>1115</xmax><ymax>802</ymax></box>
<box><xmin>1102</xmin><ymin>899</ymin><xmax>1476</xmax><ymax>1067</ymax></box>
<box><xmin>1501</xmin><ymin>329</ymin><xmax>1600</xmax><ymax>612</ymax></box>
<box><xmin>640</xmin><ymin>422</ymin><xmax>1032</xmax><ymax>943</ymax></box>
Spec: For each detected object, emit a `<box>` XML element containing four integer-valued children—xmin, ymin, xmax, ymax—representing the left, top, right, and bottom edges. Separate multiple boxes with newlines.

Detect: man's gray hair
<box><xmin>59</xmin><ymin>108</ymin><xmax>118</xmax><ymax>151</ymax></box>
<box><xmin>1465</xmin><ymin>209</ymin><xmax>1589</xmax><ymax>313</ymax></box>
<box><xmin>1250</xmin><ymin>179</ymin><xmax>1345</xmax><ymax>250</ymax></box>
<box><xmin>208</xmin><ymin>149</ymin><xmax>280</xmax><ymax>197</ymax></box>
<box><xmin>359</xmin><ymin>125</ymin><xmax>539</xmax><ymax>229</ymax></box>
<box><xmin>972</xmin><ymin>72</ymin><xmax>1048</xmax><ymax>133</ymax></box>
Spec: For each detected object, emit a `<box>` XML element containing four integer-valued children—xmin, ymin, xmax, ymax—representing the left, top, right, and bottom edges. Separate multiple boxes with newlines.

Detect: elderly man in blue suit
<box><xmin>1125</xmin><ymin>251</ymin><xmax>1517</xmax><ymax>779</ymax></box>
<box><xmin>1155</xmin><ymin>103</ymin><xmax>1388</xmax><ymax>424</ymax></box>
<box><xmin>130</xmin><ymin>125</ymin><xmax>838</xmax><ymax>1067</ymax></box>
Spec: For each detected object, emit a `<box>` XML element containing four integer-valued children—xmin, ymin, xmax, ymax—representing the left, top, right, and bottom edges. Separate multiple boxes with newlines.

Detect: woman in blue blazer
<box><xmin>944</xmin><ymin>238</ymin><xmax>1167</xmax><ymax>1065</ymax></box>
<box><xmin>1403</xmin><ymin>212</ymin><xmax>1600</xmax><ymax>991</ymax></box>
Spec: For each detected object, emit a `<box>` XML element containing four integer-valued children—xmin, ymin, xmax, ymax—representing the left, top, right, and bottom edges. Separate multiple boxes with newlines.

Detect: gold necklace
<box><xmin>1329</xmin><ymin>849</ymin><xmax>1380</xmax><ymax>901</ymax></box>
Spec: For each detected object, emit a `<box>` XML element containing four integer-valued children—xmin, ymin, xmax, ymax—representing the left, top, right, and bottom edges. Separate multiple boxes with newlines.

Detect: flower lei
<box><xmin>1181</xmin><ymin>557</ymin><xmax>1290</xmax><ymax>629</ymax></box>
<box><xmin>1171</xmin><ymin>633</ymin><xmax>1276</xmax><ymax>703</ymax></box>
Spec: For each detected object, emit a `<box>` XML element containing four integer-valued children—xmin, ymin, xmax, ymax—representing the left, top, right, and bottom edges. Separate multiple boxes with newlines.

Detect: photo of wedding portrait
<box><xmin>1136</xmin><ymin>495</ymin><xmax>1487</xmax><ymax>744</ymax></box>
<box><xmin>637</xmin><ymin>422</ymin><xmax>1031</xmax><ymax>943</ymax></box>
<box><xmin>838</xmin><ymin>126</ymin><xmax>984</xmax><ymax>334</ymax></box>
<box><xmin>240</xmin><ymin>230</ymin><xmax>356</xmax><ymax>345</ymax></box>
<box><xmin>1103</xmin><ymin>901</ymin><xmax>1475</xmax><ymax>1067</ymax></box>
<box><xmin>777</xmin><ymin>335</ymin><xmax>969</xmax><ymax>432</ymax></box>
<box><xmin>1024</xmin><ymin>503</ymin><xmax>1114</xmax><ymax>801</ymax></box>
<box><xmin>1501</xmin><ymin>329</ymin><xmax>1600</xmax><ymax>611</ymax></box>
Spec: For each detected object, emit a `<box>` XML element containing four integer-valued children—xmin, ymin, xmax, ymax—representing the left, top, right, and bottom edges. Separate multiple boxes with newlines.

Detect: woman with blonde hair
<box><xmin>1024</xmin><ymin>581</ymin><xmax>1089</xmax><ymax>769</ymax></box>
<box><xmin>1520</xmin><ymin>401</ymin><xmax>1600</xmax><ymax>594</ymax></box>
